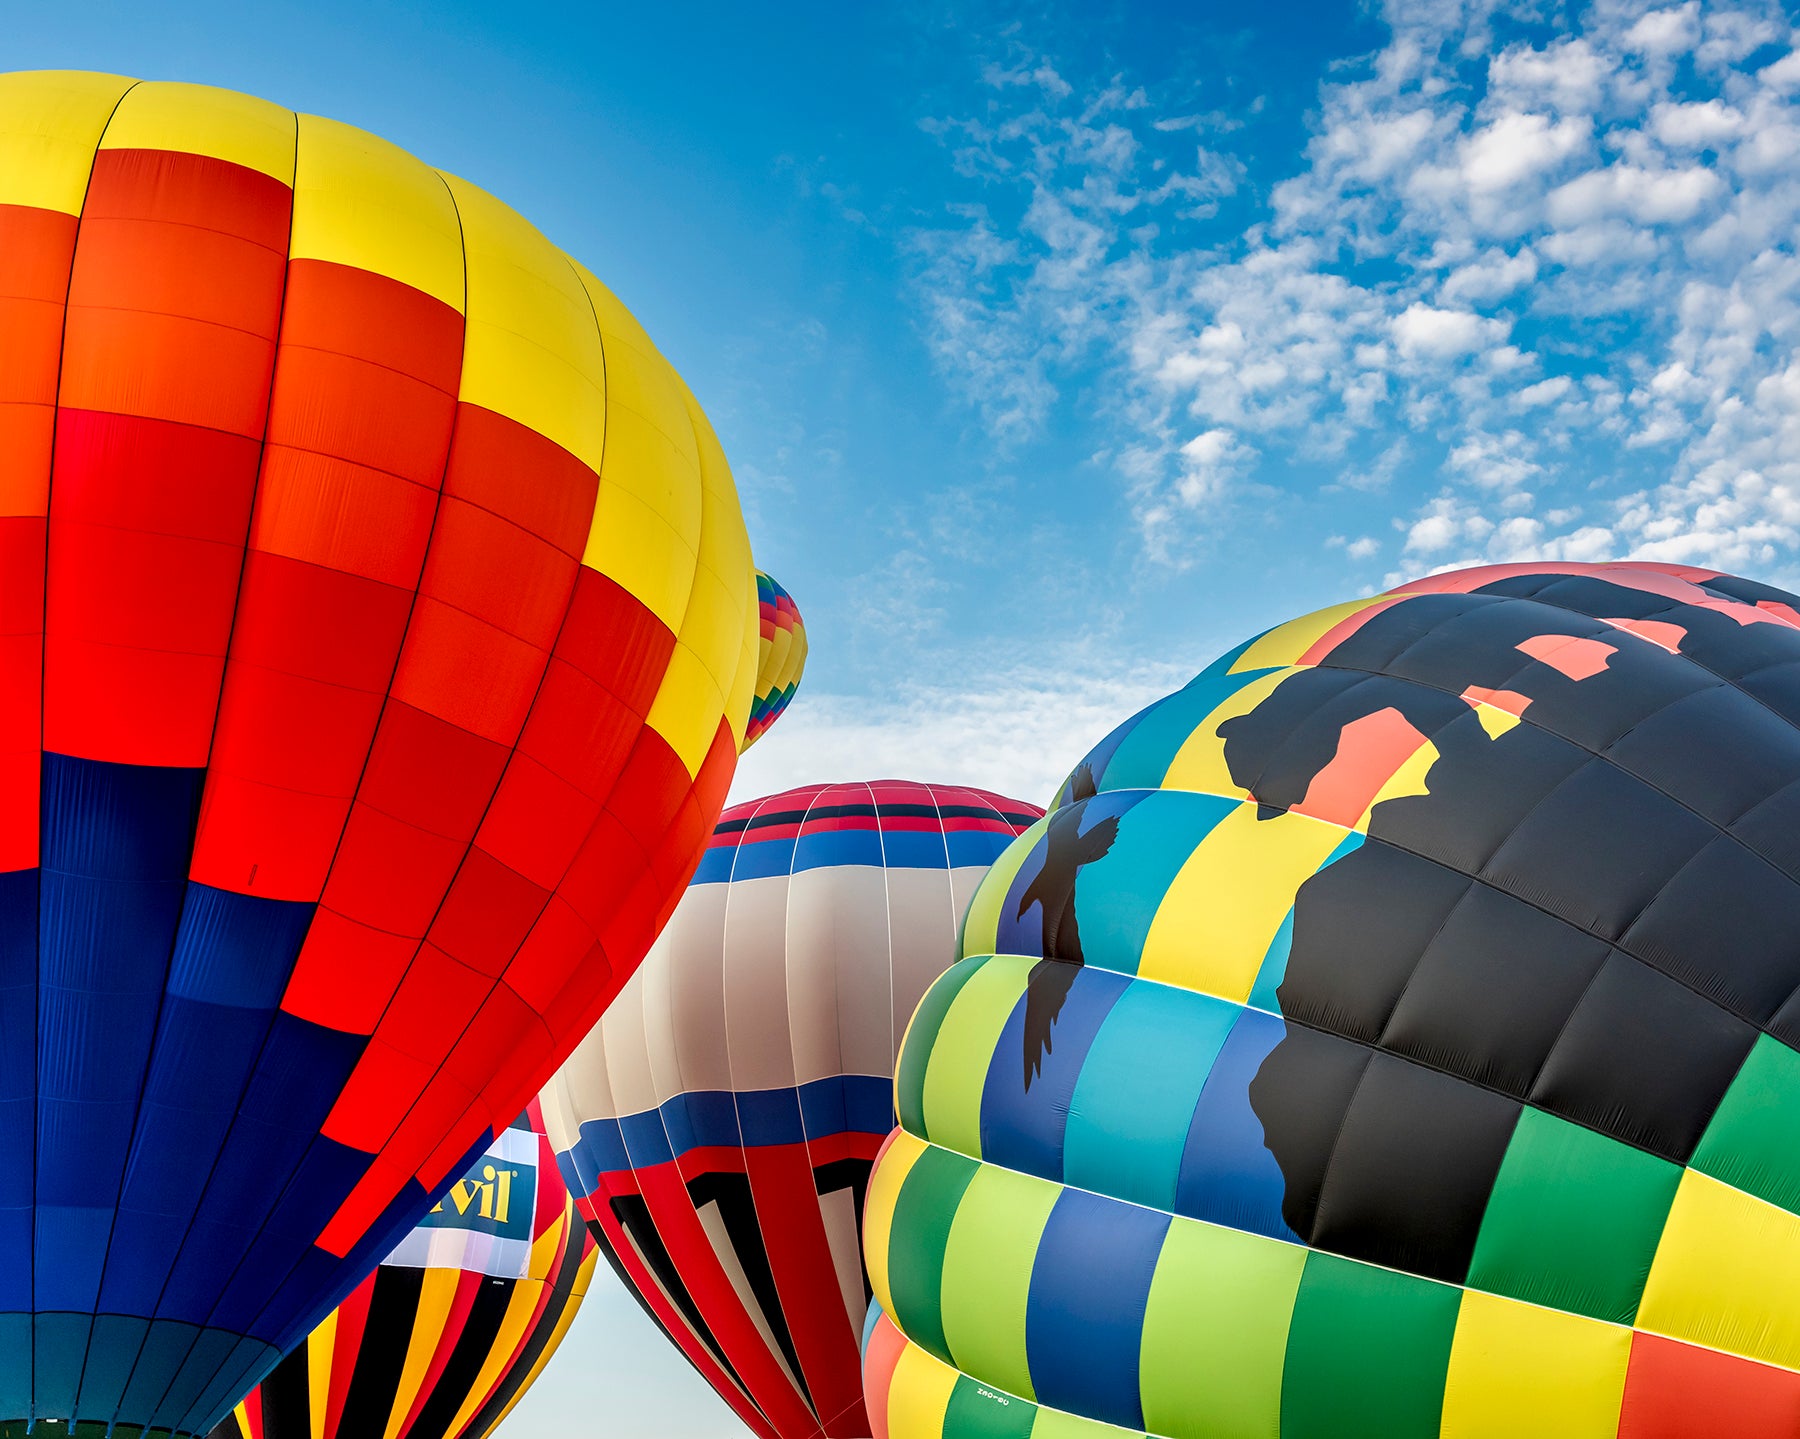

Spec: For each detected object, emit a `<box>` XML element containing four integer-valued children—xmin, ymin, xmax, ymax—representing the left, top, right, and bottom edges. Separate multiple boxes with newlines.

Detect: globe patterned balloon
<box><xmin>865</xmin><ymin>562</ymin><xmax>1800</xmax><ymax>1439</ymax></box>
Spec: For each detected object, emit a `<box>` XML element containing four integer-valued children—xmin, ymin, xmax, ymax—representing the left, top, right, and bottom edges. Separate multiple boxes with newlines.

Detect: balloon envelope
<box><xmin>0</xmin><ymin>70</ymin><xmax>772</xmax><ymax>1437</ymax></box>
<box><xmin>543</xmin><ymin>781</ymin><xmax>1040</xmax><ymax>1439</ymax></box>
<box><xmin>209</xmin><ymin>1104</ymin><xmax>594</xmax><ymax>1439</ymax></box>
<box><xmin>746</xmin><ymin>572</ymin><xmax>806</xmax><ymax>749</ymax></box>
<box><xmin>867</xmin><ymin>562</ymin><xmax>1800</xmax><ymax>1438</ymax></box>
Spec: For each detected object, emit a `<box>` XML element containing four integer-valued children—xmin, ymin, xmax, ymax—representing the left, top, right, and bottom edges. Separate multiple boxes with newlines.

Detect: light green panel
<box><xmin>940</xmin><ymin>1162</ymin><xmax>1062</xmax><ymax>1401</ymax></box>
<box><xmin>1139</xmin><ymin>1217</ymin><xmax>1306</xmax><ymax>1439</ymax></box>
<box><xmin>961</xmin><ymin>822</ymin><xmax>1046</xmax><ymax>959</ymax></box>
<box><xmin>920</xmin><ymin>952</ymin><xmax>1037</xmax><ymax>1157</ymax></box>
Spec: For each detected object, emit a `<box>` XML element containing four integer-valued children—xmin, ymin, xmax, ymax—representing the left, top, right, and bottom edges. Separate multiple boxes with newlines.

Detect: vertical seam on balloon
<box><xmin>94</xmin><ymin>101</ymin><xmax>306</xmax><ymax>1437</ymax></box>
<box><xmin>187</xmin><ymin>156</ymin><xmax>475</xmax><ymax>1369</ymax></box>
<box><xmin>28</xmin><ymin>74</ymin><xmax>136</xmax><ymax>1436</ymax></box>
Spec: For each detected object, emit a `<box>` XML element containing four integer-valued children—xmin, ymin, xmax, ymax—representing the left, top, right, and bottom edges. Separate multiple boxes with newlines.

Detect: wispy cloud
<box><xmin>906</xmin><ymin>0</ymin><xmax>1800</xmax><ymax>580</ymax></box>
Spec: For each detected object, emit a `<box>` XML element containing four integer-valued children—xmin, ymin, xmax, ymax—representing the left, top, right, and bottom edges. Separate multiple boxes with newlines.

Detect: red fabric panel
<box><xmin>192</xmin><ymin>259</ymin><xmax>460</xmax><ymax>898</ymax></box>
<box><xmin>325</xmin><ymin>1273</ymin><xmax>374</xmax><ymax>1439</ymax></box>
<box><xmin>0</xmin><ymin>516</ymin><xmax>43</xmax><ymax>869</ymax></box>
<box><xmin>862</xmin><ymin>1311</ymin><xmax>905</xmax><ymax>1439</ymax></box>
<box><xmin>48</xmin><ymin>149</ymin><xmax>292</xmax><ymax>766</ymax></box>
<box><xmin>1617</xmin><ymin>1332</ymin><xmax>1800</xmax><ymax>1438</ymax></box>
<box><xmin>741</xmin><ymin>1141</ymin><xmax>865</xmax><ymax>1433</ymax></box>
<box><xmin>397</xmin><ymin>1268</ymin><xmax>480</xmax><ymax>1439</ymax></box>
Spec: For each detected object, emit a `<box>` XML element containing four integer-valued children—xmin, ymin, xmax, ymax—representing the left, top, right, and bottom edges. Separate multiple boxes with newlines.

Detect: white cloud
<box><xmin>1391</xmin><ymin>303</ymin><xmax>1508</xmax><ymax>359</ymax></box>
<box><xmin>1460</xmin><ymin>111</ymin><xmax>1590</xmax><ymax>192</ymax></box>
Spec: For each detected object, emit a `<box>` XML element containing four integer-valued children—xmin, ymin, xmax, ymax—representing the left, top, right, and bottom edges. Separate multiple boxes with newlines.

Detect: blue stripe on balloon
<box><xmin>793</xmin><ymin>828</ymin><xmax>884</xmax><ymax>872</ymax></box>
<box><xmin>1025</xmin><ymin>1186</ymin><xmax>1170</xmax><ymax>1430</ymax></box>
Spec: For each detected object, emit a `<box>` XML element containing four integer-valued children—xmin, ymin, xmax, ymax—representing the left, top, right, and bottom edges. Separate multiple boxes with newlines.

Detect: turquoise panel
<box><xmin>1099</xmin><ymin>640</ymin><xmax>1271</xmax><ymax>792</ymax></box>
<box><xmin>1062</xmin><ymin>979</ymin><xmax>1238</xmax><ymax>1212</ymax></box>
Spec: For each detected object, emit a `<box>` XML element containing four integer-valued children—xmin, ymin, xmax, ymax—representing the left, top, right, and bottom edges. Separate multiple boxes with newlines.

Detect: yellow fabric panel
<box><xmin>442</xmin><ymin>173</ymin><xmax>607</xmax><ymax>478</ymax></box>
<box><xmin>681</xmin><ymin>381</ymin><xmax>756</xmax><ymax>744</ymax></box>
<box><xmin>921</xmin><ymin>954</ymin><xmax>1038</xmax><ymax>1157</ymax></box>
<box><xmin>1138</xmin><ymin>801</ymin><xmax>1350</xmax><ymax>1001</ymax></box>
<box><xmin>1637</xmin><ymin>1168</ymin><xmax>1800</xmax><ymax>1371</ymax></box>
<box><xmin>441</xmin><ymin>1276</ymin><xmax>547</xmax><ymax>1439</ymax></box>
<box><xmin>381</xmin><ymin>1265</ymin><xmax>461</xmax><ymax>1439</ymax></box>
<box><xmin>644</xmin><ymin>643</ymin><xmax>727</xmax><ymax>777</ymax></box>
<box><xmin>0</xmin><ymin>70</ymin><xmax>134</xmax><ymax>214</ymax></box>
<box><xmin>1470</xmin><ymin>701</ymin><xmax>1521</xmax><ymax>741</ymax></box>
<box><xmin>727</xmin><ymin>572</ymin><xmax>762</xmax><ymax>754</ymax></box>
<box><xmin>1161</xmin><ymin>668</ymin><xmax>1300</xmax><ymax>800</ymax></box>
<box><xmin>479</xmin><ymin>1245</ymin><xmax>601</xmax><ymax>1439</ymax></box>
<box><xmin>864</xmin><ymin>1128</ymin><xmax>928</xmax><ymax>1318</ymax></box>
<box><xmin>1440</xmin><ymin>1289</ymin><xmax>1632</xmax><ymax>1439</ymax></box>
<box><xmin>308</xmin><ymin>1304</ymin><xmax>338</xmax><ymax>1439</ymax></box>
<box><xmin>98</xmin><ymin>80</ymin><xmax>295</xmax><ymax>183</ymax></box>
<box><xmin>1228</xmin><ymin>597</ymin><xmax>1391</xmax><ymax>674</ymax></box>
<box><xmin>886</xmin><ymin>1335</ymin><xmax>958</xmax><ymax>1439</ymax></box>
<box><xmin>289</xmin><ymin>114</ymin><xmax>464</xmax><ymax>311</ymax></box>
<box><xmin>574</xmin><ymin>263</ymin><xmax>701</xmax><ymax>630</ymax></box>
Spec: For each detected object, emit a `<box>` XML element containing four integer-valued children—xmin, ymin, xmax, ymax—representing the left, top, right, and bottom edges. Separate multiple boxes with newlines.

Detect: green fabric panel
<box><xmin>961</xmin><ymin>822</ymin><xmax>1044</xmax><ymax>959</ymax></box>
<box><xmin>886</xmin><ymin>1142</ymin><xmax>981</xmax><ymax>1365</ymax></box>
<box><xmin>1064</xmin><ymin>980</ymin><xmax>1237</xmax><ymax>1213</ymax></box>
<box><xmin>1691</xmin><ymin>1033</ymin><xmax>1800</xmax><ymax>1216</ymax></box>
<box><xmin>922</xmin><ymin>953</ymin><xmax>1037</xmax><ymax>1157</ymax></box>
<box><xmin>898</xmin><ymin>956</ymin><xmax>990</xmax><ymax>1136</ymax></box>
<box><xmin>940</xmin><ymin>1162</ymin><xmax>1061</xmax><ymax>1400</ymax></box>
<box><xmin>1066</xmin><ymin>790</ymin><xmax>1238</xmax><ymax>978</ymax></box>
<box><xmin>1279</xmin><ymin>1250</ymin><xmax>1459</xmax><ymax>1439</ymax></box>
<box><xmin>1029</xmin><ymin>1404</ymin><xmax>1145</xmax><ymax>1438</ymax></box>
<box><xmin>1466</xmin><ymin>1105</ymin><xmax>1681</xmax><ymax>1324</ymax></box>
<box><xmin>1139</xmin><ymin>1217</ymin><xmax>1306</xmax><ymax>1439</ymax></box>
<box><xmin>943</xmin><ymin>1375</ymin><xmax>1040</xmax><ymax>1439</ymax></box>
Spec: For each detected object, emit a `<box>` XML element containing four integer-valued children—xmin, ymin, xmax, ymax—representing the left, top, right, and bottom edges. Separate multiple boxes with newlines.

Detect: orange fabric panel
<box><xmin>0</xmin><ymin>203</ymin><xmax>77</xmax><ymax>518</ymax></box>
<box><xmin>0</xmin><ymin>515</ymin><xmax>42</xmax><ymax>869</ymax></box>
<box><xmin>279</xmin><ymin>906</ymin><xmax>418</xmax><ymax>1035</ymax></box>
<box><xmin>1616</xmin><ymin>1332</ymin><xmax>1800</xmax><ymax>1438</ymax></box>
<box><xmin>441</xmin><ymin>401</ymin><xmax>599</xmax><ymax>559</ymax></box>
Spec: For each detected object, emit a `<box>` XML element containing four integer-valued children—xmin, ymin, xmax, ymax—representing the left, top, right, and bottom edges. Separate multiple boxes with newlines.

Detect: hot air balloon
<box><xmin>746</xmin><ymin>573</ymin><xmax>806</xmax><ymax>748</ymax></box>
<box><xmin>0</xmin><ymin>70</ymin><xmax>800</xmax><ymax>1437</ymax></box>
<box><xmin>209</xmin><ymin>1103</ymin><xmax>594</xmax><ymax>1439</ymax></box>
<box><xmin>542</xmin><ymin>781</ymin><xmax>1041</xmax><ymax>1439</ymax></box>
<box><xmin>866</xmin><ymin>562</ymin><xmax>1800</xmax><ymax>1439</ymax></box>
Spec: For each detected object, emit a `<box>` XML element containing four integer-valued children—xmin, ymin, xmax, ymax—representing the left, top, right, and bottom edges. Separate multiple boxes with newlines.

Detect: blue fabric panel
<box><xmin>737</xmin><ymin>1086</ymin><xmax>805</xmax><ymax>1146</ymax></box>
<box><xmin>1174</xmin><ymin>1006</ymin><xmax>1303</xmax><ymax>1242</ymax></box>
<box><xmin>0</xmin><ymin>869</ymin><xmax>35</xmax><ymax>1315</ymax></box>
<box><xmin>166</xmin><ymin>884</ymin><xmax>314</xmax><ymax>1007</ymax></box>
<box><xmin>665</xmin><ymin>1089</ymin><xmax>741</xmax><ymax>1155</ymax></box>
<box><xmin>75</xmin><ymin>1312</ymin><xmax>149</xmax><ymax>1419</ymax></box>
<box><xmin>842</xmin><ymin>1073</ymin><xmax>897</xmax><ymax>1136</ymax></box>
<box><xmin>727</xmin><ymin>836</ymin><xmax>796</xmax><ymax>880</ymax></box>
<box><xmin>994</xmin><ymin>791</ymin><xmax>1144</xmax><ymax>968</ymax></box>
<box><xmin>0</xmin><ymin>1312</ymin><xmax>27</xmax><ymax>1418</ymax></box>
<box><xmin>861</xmin><ymin>1296</ymin><xmax>882</xmax><ymax>1354</ymax></box>
<box><xmin>793</xmin><ymin>828</ymin><xmax>883</xmax><ymax>872</ymax></box>
<box><xmin>620</xmin><ymin>1108</ymin><xmax>675</xmax><ymax>1168</ymax></box>
<box><xmin>572</xmin><ymin>1117</ymin><xmax>626</xmax><ymax>1189</ymax></box>
<box><xmin>880</xmin><ymin>829</ymin><xmax>949</xmax><ymax>870</ymax></box>
<box><xmin>208</xmin><ymin>1134</ymin><xmax>374</xmax><ymax>1336</ymax></box>
<box><xmin>798</xmin><ymin>1073</ymin><xmax>848</xmax><ymax>1139</ymax></box>
<box><xmin>690</xmin><ymin>844</ymin><xmax>737</xmax><ymax>885</ymax></box>
<box><xmin>980</xmin><ymin>965</ymin><xmax>1131</xmax><ymax>1183</ymax></box>
<box><xmin>554</xmin><ymin>1146</ymin><xmax>584</xmax><ymax>1196</ymax></box>
<box><xmin>33</xmin><ymin>1310</ymin><xmax>93</xmax><ymax>1417</ymax></box>
<box><xmin>1063</xmin><ymin>980</ymin><xmax>1237</xmax><ymax>1212</ymax></box>
<box><xmin>116</xmin><ymin>1315</ymin><xmax>199</xmax><ymax>1427</ymax></box>
<box><xmin>1025</xmin><ymin>1187</ymin><xmax>1170</xmax><ymax>1431</ymax></box>
<box><xmin>1099</xmin><ymin>638</ymin><xmax>1267</xmax><ymax>792</ymax></box>
<box><xmin>153</xmin><ymin>1013</ymin><xmax>364</xmax><ymax>1325</ymax></box>
<box><xmin>151</xmin><ymin>1321</ymin><xmax>239</xmax><ymax>1433</ymax></box>
<box><xmin>191</xmin><ymin>1334</ymin><xmax>281</xmax><ymax>1436</ymax></box>
<box><xmin>36</xmin><ymin>755</ymin><xmax>205</xmax><ymax>1317</ymax></box>
<box><xmin>945</xmin><ymin>829</ymin><xmax>1012</xmax><ymax>869</ymax></box>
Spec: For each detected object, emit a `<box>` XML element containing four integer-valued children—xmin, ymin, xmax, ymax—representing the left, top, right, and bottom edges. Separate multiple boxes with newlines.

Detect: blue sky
<box><xmin>11</xmin><ymin>0</ymin><xmax>1800</xmax><ymax>1432</ymax></box>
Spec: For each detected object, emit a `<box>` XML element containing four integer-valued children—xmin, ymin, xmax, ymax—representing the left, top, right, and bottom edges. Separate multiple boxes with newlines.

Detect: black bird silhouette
<box><xmin>1017</xmin><ymin>762</ymin><xmax>1120</xmax><ymax>1089</ymax></box>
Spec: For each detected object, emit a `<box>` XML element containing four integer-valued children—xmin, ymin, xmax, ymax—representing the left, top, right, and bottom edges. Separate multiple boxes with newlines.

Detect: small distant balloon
<box><xmin>746</xmin><ymin>572</ymin><xmax>808</xmax><ymax>748</ymax></box>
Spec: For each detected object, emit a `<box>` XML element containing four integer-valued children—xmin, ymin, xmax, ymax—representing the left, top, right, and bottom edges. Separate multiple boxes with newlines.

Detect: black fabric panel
<box><xmin>256</xmin><ymin>1340</ymin><xmax>310</xmax><ymax>1439</ymax></box>
<box><xmin>1317</xmin><ymin>591</ymin><xmax>1494</xmax><ymax>673</ymax></box>
<box><xmin>1311</xmin><ymin>1052</ymin><xmax>1520</xmax><ymax>1283</ymax></box>
<box><xmin>1730</xmin><ymin>775</ymin><xmax>1800</xmax><ymax>885</ymax></box>
<box><xmin>592</xmin><ymin>1213</ymin><xmax>753</xmax><ymax>1403</ymax></box>
<box><xmin>1624</xmin><ymin>837</ymin><xmax>1800</xmax><ymax>1026</ymax></box>
<box><xmin>1246</xmin><ymin>1023</ymin><xmax>1372</xmax><ymax>1244</ymax></box>
<box><xmin>1275</xmin><ymin>842</ymin><xmax>1472</xmax><ymax>1044</ymax></box>
<box><xmin>1736</xmin><ymin>660</ymin><xmax>1800</xmax><ymax>734</ymax></box>
<box><xmin>1606</xmin><ymin>682</ymin><xmax>1800</xmax><ymax>828</ymax></box>
<box><xmin>1370</xmin><ymin>713</ymin><xmax>1592</xmax><ymax>877</ymax></box>
<box><xmin>462</xmin><ymin>1227</ymin><xmax>586</xmax><ymax>1439</ymax></box>
<box><xmin>1531</xmin><ymin>952</ymin><xmax>1758</xmax><ymax>1162</ymax></box>
<box><xmin>1382</xmin><ymin>882</ymin><xmax>1611</xmax><ymax>1097</ymax></box>
<box><xmin>333</xmin><ymin>1265</ymin><xmax>424</xmax><ymax>1439</ymax></box>
<box><xmin>688</xmin><ymin>1172</ymin><xmax>812</xmax><ymax>1410</ymax></box>
<box><xmin>406</xmin><ymin>1276</ymin><xmax>514</xmax><ymax>1439</ymax></box>
<box><xmin>1483</xmin><ymin>758</ymin><xmax>1714</xmax><ymax>942</ymax></box>
<box><xmin>207</xmin><ymin>1411</ymin><xmax>247</xmax><ymax>1439</ymax></box>
<box><xmin>1697</xmin><ymin>573</ymin><xmax>1800</xmax><ymax>610</ymax></box>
